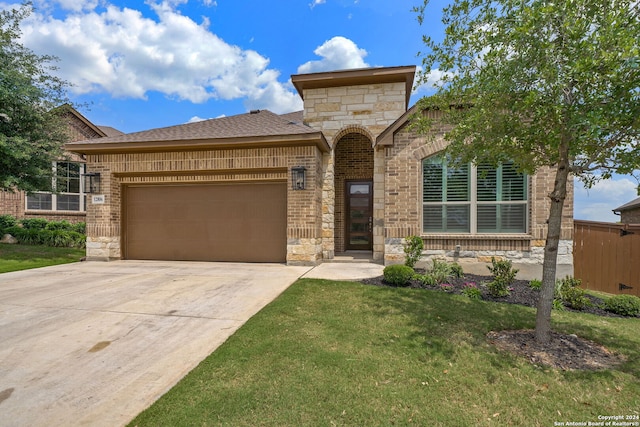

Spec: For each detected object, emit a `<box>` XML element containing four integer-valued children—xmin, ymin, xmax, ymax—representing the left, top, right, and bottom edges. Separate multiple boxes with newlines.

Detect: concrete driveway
<box><xmin>0</xmin><ymin>260</ymin><xmax>311</xmax><ymax>427</ymax></box>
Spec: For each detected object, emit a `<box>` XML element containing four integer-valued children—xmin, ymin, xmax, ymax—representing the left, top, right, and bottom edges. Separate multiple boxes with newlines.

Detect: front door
<box><xmin>346</xmin><ymin>180</ymin><xmax>373</xmax><ymax>250</ymax></box>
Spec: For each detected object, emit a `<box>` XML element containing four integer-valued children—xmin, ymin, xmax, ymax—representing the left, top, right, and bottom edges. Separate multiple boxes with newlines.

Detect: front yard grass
<box><xmin>130</xmin><ymin>278</ymin><xmax>640</xmax><ymax>427</ymax></box>
<box><xmin>0</xmin><ymin>243</ymin><xmax>85</xmax><ymax>273</ymax></box>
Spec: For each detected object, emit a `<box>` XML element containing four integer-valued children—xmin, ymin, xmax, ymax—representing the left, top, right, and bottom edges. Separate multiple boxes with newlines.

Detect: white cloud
<box><xmin>297</xmin><ymin>36</ymin><xmax>368</xmax><ymax>74</ymax></box>
<box><xmin>574</xmin><ymin>175</ymin><xmax>638</xmax><ymax>222</ymax></box>
<box><xmin>17</xmin><ymin>2</ymin><xmax>301</xmax><ymax>113</ymax></box>
<box><xmin>413</xmin><ymin>66</ymin><xmax>454</xmax><ymax>94</ymax></box>
<box><xmin>309</xmin><ymin>0</ymin><xmax>326</xmax><ymax>9</ymax></box>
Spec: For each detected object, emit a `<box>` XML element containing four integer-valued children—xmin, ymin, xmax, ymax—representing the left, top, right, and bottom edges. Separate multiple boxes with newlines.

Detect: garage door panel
<box><xmin>124</xmin><ymin>183</ymin><xmax>287</xmax><ymax>262</ymax></box>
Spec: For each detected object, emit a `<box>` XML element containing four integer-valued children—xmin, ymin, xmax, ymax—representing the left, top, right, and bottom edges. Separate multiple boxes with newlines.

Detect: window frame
<box><xmin>26</xmin><ymin>162</ymin><xmax>87</xmax><ymax>213</ymax></box>
<box><xmin>422</xmin><ymin>156</ymin><xmax>529</xmax><ymax>235</ymax></box>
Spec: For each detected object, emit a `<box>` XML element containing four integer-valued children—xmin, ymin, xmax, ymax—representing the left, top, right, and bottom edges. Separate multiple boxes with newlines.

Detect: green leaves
<box><xmin>0</xmin><ymin>3</ymin><xmax>72</xmax><ymax>192</ymax></box>
<box><xmin>415</xmin><ymin>0</ymin><xmax>640</xmax><ymax>179</ymax></box>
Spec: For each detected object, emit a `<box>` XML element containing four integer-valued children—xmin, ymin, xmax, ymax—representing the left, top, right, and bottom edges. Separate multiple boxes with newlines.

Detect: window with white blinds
<box><xmin>423</xmin><ymin>156</ymin><xmax>528</xmax><ymax>234</ymax></box>
<box><xmin>26</xmin><ymin>162</ymin><xmax>86</xmax><ymax>212</ymax></box>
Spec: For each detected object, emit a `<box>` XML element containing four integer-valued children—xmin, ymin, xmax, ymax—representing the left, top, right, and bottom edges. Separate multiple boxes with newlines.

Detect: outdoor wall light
<box><xmin>82</xmin><ymin>172</ymin><xmax>101</xmax><ymax>194</ymax></box>
<box><xmin>291</xmin><ymin>166</ymin><xmax>306</xmax><ymax>190</ymax></box>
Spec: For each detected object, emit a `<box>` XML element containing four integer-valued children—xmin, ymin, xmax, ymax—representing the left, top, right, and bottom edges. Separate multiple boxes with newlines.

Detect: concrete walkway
<box><xmin>0</xmin><ymin>261</ymin><xmax>311</xmax><ymax>427</ymax></box>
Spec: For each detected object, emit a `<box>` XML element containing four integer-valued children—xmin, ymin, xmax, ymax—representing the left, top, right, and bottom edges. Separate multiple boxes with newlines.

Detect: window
<box><xmin>422</xmin><ymin>155</ymin><xmax>528</xmax><ymax>234</ymax></box>
<box><xmin>26</xmin><ymin>162</ymin><xmax>86</xmax><ymax>212</ymax></box>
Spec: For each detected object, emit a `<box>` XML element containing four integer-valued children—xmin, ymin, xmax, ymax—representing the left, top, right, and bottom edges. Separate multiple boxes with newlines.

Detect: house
<box><xmin>613</xmin><ymin>196</ymin><xmax>640</xmax><ymax>224</ymax></box>
<box><xmin>65</xmin><ymin>65</ymin><xmax>574</xmax><ymax>267</ymax></box>
<box><xmin>0</xmin><ymin>106</ymin><xmax>123</xmax><ymax>224</ymax></box>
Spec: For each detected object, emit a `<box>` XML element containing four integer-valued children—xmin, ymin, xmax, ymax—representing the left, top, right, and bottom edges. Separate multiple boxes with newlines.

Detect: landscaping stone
<box><xmin>0</xmin><ymin>234</ymin><xmax>18</xmax><ymax>244</ymax></box>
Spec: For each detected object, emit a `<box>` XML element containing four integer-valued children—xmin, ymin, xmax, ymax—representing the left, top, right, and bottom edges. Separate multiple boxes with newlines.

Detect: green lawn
<box><xmin>130</xmin><ymin>279</ymin><xmax>640</xmax><ymax>427</ymax></box>
<box><xmin>0</xmin><ymin>243</ymin><xmax>85</xmax><ymax>273</ymax></box>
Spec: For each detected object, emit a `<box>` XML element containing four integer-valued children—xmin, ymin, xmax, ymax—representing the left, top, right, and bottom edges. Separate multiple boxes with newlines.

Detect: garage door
<box><xmin>124</xmin><ymin>182</ymin><xmax>287</xmax><ymax>262</ymax></box>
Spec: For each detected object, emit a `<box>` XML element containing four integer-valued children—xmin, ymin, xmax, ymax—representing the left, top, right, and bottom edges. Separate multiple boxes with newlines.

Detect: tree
<box><xmin>414</xmin><ymin>0</ymin><xmax>640</xmax><ymax>343</ymax></box>
<box><xmin>0</xmin><ymin>2</ymin><xmax>73</xmax><ymax>192</ymax></box>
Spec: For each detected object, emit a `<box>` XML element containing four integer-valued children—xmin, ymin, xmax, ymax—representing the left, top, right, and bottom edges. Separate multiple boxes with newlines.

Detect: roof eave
<box><xmin>65</xmin><ymin>132</ymin><xmax>330</xmax><ymax>154</ymax></box>
<box><xmin>374</xmin><ymin>105</ymin><xmax>418</xmax><ymax>148</ymax></box>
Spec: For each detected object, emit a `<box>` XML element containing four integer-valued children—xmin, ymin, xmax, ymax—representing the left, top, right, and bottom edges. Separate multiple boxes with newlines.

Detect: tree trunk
<box><xmin>535</xmin><ymin>146</ymin><xmax>570</xmax><ymax>344</ymax></box>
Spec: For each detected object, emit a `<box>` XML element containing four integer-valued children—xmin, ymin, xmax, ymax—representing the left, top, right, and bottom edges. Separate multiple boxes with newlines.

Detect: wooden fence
<box><xmin>573</xmin><ymin>220</ymin><xmax>640</xmax><ymax>297</ymax></box>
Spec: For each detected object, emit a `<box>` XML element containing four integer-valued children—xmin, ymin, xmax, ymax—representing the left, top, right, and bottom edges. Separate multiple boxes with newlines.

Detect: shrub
<box><xmin>529</xmin><ymin>279</ymin><xmax>542</xmax><ymax>290</ymax></box>
<box><xmin>430</xmin><ymin>258</ymin><xmax>453</xmax><ymax>283</ymax></box>
<box><xmin>20</xmin><ymin>218</ymin><xmax>49</xmax><ymax>230</ymax></box>
<box><xmin>383</xmin><ymin>264</ymin><xmax>415</xmax><ymax>287</ymax></box>
<box><xmin>1</xmin><ymin>218</ymin><xmax>86</xmax><ymax>248</ymax></box>
<box><xmin>417</xmin><ymin>273</ymin><xmax>437</xmax><ymax>286</ymax></box>
<box><xmin>554</xmin><ymin>276</ymin><xmax>581</xmax><ymax>300</ymax></box>
<box><xmin>403</xmin><ymin>235</ymin><xmax>424</xmax><ymax>268</ymax></box>
<box><xmin>486</xmin><ymin>258</ymin><xmax>518</xmax><ymax>297</ymax></box>
<box><xmin>45</xmin><ymin>220</ymin><xmax>73</xmax><ymax>231</ymax></box>
<box><xmin>0</xmin><ymin>214</ymin><xmax>18</xmax><ymax>232</ymax></box>
<box><xmin>552</xmin><ymin>276</ymin><xmax>591</xmax><ymax>311</ymax></box>
<box><xmin>72</xmin><ymin>222</ymin><xmax>86</xmax><ymax>234</ymax></box>
<box><xmin>449</xmin><ymin>262</ymin><xmax>464</xmax><ymax>278</ymax></box>
<box><xmin>552</xmin><ymin>298</ymin><xmax>566</xmax><ymax>311</ymax></box>
<box><xmin>461</xmin><ymin>282</ymin><xmax>482</xmax><ymax>300</ymax></box>
<box><xmin>603</xmin><ymin>295</ymin><xmax>640</xmax><ymax>317</ymax></box>
<box><xmin>562</xmin><ymin>286</ymin><xmax>592</xmax><ymax>310</ymax></box>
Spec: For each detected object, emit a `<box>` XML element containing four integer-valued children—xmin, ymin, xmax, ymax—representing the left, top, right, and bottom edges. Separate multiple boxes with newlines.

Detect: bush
<box><xmin>461</xmin><ymin>282</ymin><xmax>482</xmax><ymax>300</ymax></box>
<box><xmin>562</xmin><ymin>286</ymin><xmax>592</xmax><ymax>310</ymax></box>
<box><xmin>486</xmin><ymin>257</ymin><xmax>518</xmax><ymax>297</ymax></box>
<box><xmin>552</xmin><ymin>276</ymin><xmax>591</xmax><ymax>311</ymax></box>
<box><xmin>1</xmin><ymin>218</ymin><xmax>86</xmax><ymax>248</ymax></box>
<box><xmin>72</xmin><ymin>222</ymin><xmax>86</xmax><ymax>234</ymax></box>
<box><xmin>603</xmin><ymin>295</ymin><xmax>640</xmax><ymax>317</ymax></box>
<box><xmin>417</xmin><ymin>273</ymin><xmax>437</xmax><ymax>286</ymax></box>
<box><xmin>383</xmin><ymin>264</ymin><xmax>415</xmax><ymax>287</ymax></box>
<box><xmin>20</xmin><ymin>218</ymin><xmax>49</xmax><ymax>230</ymax></box>
<box><xmin>554</xmin><ymin>276</ymin><xmax>581</xmax><ymax>300</ymax></box>
<box><xmin>529</xmin><ymin>279</ymin><xmax>542</xmax><ymax>290</ymax></box>
<box><xmin>0</xmin><ymin>214</ymin><xmax>18</xmax><ymax>232</ymax></box>
<box><xmin>449</xmin><ymin>262</ymin><xmax>464</xmax><ymax>278</ymax></box>
<box><xmin>430</xmin><ymin>258</ymin><xmax>454</xmax><ymax>283</ymax></box>
<box><xmin>45</xmin><ymin>220</ymin><xmax>73</xmax><ymax>231</ymax></box>
<box><xmin>403</xmin><ymin>235</ymin><xmax>424</xmax><ymax>268</ymax></box>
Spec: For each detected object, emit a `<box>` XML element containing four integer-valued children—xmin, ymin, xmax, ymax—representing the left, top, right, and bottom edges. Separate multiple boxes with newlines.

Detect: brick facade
<box><xmin>381</xmin><ymin>118</ymin><xmax>574</xmax><ymax>267</ymax></box>
<box><xmin>84</xmin><ymin>146</ymin><xmax>325</xmax><ymax>262</ymax></box>
<box><xmin>334</xmin><ymin>132</ymin><xmax>374</xmax><ymax>252</ymax></box>
<box><xmin>0</xmin><ymin>108</ymin><xmax>107</xmax><ymax>224</ymax></box>
<box><xmin>67</xmin><ymin>65</ymin><xmax>575</xmax><ymax>268</ymax></box>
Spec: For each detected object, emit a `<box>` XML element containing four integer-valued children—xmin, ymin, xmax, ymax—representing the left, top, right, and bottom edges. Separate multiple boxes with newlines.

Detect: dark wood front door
<box><xmin>346</xmin><ymin>180</ymin><xmax>373</xmax><ymax>250</ymax></box>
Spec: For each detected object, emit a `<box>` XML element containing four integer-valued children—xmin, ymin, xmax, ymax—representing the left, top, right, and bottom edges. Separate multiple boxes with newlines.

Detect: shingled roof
<box><xmin>66</xmin><ymin>109</ymin><xmax>329</xmax><ymax>153</ymax></box>
<box><xmin>613</xmin><ymin>196</ymin><xmax>640</xmax><ymax>213</ymax></box>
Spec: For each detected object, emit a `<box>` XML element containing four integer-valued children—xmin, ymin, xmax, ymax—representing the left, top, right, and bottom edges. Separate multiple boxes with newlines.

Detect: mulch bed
<box><xmin>361</xmin><ymin>272</ymin><xmax>620</xmax><ymax>317</ymax></box>
<box><xmin>361</xmin><ymin>272</ymin><xmax>632</xmax><ymax>370</ymax></box>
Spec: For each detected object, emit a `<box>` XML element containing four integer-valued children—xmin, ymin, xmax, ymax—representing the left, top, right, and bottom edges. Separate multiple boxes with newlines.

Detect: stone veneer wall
<box><xmin>85</xmin><ymin>145</ymin><xmax>324</xmax><ymax>264</ymax></box>
<box><xmin>383</xmin><ymin>118</ymin><xmax>574</xmax><ymax>267</ymax></box>
<box><xmin>301</xmin><ymin>82</ymin><xmax>408</xmax><ymax>260</ymax></box>
<box><xmin>621</xmin><ymin>209</ymin><xmax>640</xmax><ymax>224</ymax></box>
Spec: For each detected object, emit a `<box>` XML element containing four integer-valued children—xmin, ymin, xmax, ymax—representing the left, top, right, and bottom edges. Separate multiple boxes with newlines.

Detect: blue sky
<box><xmin>4</xmin><ymin>0</ymin><xmax>638</xmax><ymax>222</ymax></box>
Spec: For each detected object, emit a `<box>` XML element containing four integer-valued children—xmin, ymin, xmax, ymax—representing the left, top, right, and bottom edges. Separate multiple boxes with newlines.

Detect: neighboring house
<box><xmin>613</xmin><ymin>196</ymin><xmax>640</xmax><ymax>224</ymax></box>
<box><xmin>65</xmin><ymin>66</ymin><xmax>573</xmax><ymax>267</ymax></box>
<box><xmin>0</xmin><ymin>107</ymin><xmax>123</xmax><ymax>224</ymax></box>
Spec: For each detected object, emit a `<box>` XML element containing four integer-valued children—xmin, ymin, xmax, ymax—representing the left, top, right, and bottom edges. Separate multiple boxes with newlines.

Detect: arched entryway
<box><xmin>334</xmin><ymin>131</ymin><xmax>374</xmax><ymax>253</ymax></box>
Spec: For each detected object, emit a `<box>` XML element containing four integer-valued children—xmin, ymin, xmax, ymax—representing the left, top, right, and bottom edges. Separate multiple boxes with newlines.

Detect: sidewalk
<box><xmin>302</xmin><ymin>262</ymin><xmax>384</xmax><ymax>281</ymax></box>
